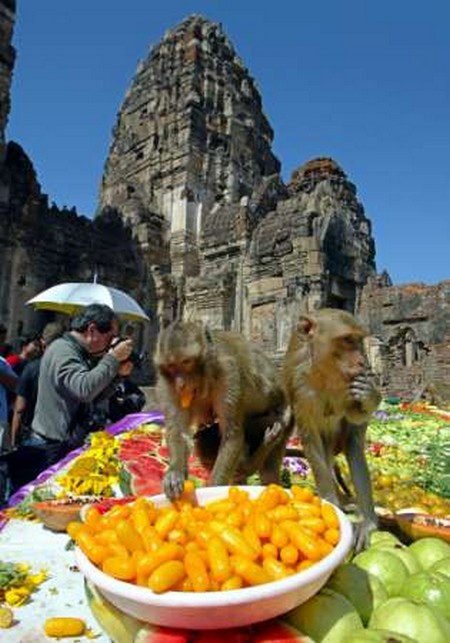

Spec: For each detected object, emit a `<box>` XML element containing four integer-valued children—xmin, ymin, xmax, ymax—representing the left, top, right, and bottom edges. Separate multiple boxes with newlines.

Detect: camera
<box><xmin>128</xmin><ymin>349</ymin><xmax>143</xmax><ymax>367</ymax></box>
<box><xmin>110</xmin><ymin>336</ymin><xmax>143</xmax><ymax>367</ymax></box>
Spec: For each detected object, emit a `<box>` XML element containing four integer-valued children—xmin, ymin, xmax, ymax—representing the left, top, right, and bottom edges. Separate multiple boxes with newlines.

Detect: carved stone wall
<box><xmin>0</xmin><ymin>0</ymin><xmax>15</xmax><ymax>194</ymax></box>
<box><xmin>359</xmin><ymin>276</ymin><xmax>450</xmax><ymax>401</ymax></box>
<box><xmin>241</xmin><ymin>158</ymin><xmax>376</xmax><ymax>360</ymax></box>
<box><xmin>0</xmin><ymin>142</ymin><xmax>151</xmax><ymax>338</ymax></box>
<box><xmin>99</xmin><ymin>16</ymin><xmax>376</xmax><ymax>347</ymax></box>
<box><xmin>100</xmin><ymin>15</ymin><xmax>279</xmax><ymax>281</ymax></box>
<box><xmin>0</xmin><ymin>9</ymin><xmax>448</xmax><ymax>396</ymax></box>
<box><xmin>0</xmin><ymin>5</ymin><xmax>157</xmax><ymax>359</ymax></box>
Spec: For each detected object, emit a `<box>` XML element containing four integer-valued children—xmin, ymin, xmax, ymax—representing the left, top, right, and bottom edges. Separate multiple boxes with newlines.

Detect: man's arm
<box><xmin>0</xmin><ymin>360</ymin><xmax>17</xmax><ymax>391</ymax></box>
<box><xmin>11</xmin><ymin>395</ymin><xmax>26</xmax><ymax>447</ymax></box>
<box><xmin>58</xmin><ymin>354</ymin><xmax>119</xmax><ymax>402</ymax></box>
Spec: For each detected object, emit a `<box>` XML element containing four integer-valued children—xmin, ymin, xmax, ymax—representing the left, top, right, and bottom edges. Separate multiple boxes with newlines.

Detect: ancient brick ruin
<box><xmin>359</xmin><ymin>275</ymin><xmax>450</xmax><ymax>401</ymax></box>
<box><xmin>0</xmin><ymin>4</ymin><xmax>448</xmax><ymax>398</ymax></box>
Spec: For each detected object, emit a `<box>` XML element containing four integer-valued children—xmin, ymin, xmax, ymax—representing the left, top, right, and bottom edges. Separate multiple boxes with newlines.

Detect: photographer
<box><xmin>23</xmin><ymin>304</ymin><xmax>133</xmax><ymax>476</ymax></box>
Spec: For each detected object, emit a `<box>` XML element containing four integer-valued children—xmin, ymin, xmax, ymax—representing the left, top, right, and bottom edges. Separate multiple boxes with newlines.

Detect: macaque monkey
<box><xmin>282</xmin><ymin>308</ymin><xmax>381</xmax><ymax>550</ymax></box>
<box><xmin>154</xmin><ymin>321</ymin><xmax>291</xmax><ymax>500</ymax></box>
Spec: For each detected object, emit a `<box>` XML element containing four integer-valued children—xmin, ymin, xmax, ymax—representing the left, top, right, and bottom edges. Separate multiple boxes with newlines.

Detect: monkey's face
<box><xmin>309</xmin><ymin>318</ymin><xmax>367</xmax><ymax>386</ymax></box>
<box><xmin>158</xmin><ymin>356</ymin><xmax>201</xmax><ymax>408</ymax></box>
<box><xmin>155</xmin><ymin>322</ymin><xmax>210</xmax><ymax>409</ymax></box>
<box><xmin>330</xmin><ymin>333</ymin><xmax>367</xmax><ymax>381</ymax></box>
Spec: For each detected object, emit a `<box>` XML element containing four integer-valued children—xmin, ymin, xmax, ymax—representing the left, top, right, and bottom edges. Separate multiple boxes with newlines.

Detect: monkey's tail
<box><xmin>333</xmin><ymin>462</ymin><xmax>353</xmax><ymax>498</ymax></box>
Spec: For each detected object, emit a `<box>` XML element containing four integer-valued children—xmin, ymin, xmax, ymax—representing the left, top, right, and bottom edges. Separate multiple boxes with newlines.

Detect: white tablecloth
<box><xmin>0</xmin><ymin>519</ymin><xmax>109</xmax><ymax>643</ymax></box>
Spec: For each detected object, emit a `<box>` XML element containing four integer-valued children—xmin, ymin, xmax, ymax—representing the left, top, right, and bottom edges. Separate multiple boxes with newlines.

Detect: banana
<box><xmin>84</xmin><ymin>579</ymin><xmax>144</xmax><ymax>643</ymax></box>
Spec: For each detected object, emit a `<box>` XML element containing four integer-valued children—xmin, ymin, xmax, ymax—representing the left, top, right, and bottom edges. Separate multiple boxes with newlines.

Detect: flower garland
<box><xmin>0</xmin><ymin>561</ymin><xmax>48</xmax><ymax>607</ymax></box>
<box><xmin>56</xmin><ymin>431</ymin><xmax>120</xmax><ymax>497</ymax></box>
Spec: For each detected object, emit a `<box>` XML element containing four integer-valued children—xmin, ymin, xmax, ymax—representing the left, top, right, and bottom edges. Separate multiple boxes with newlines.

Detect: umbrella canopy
<box><xmin>26</xmin><ymin>282</ymin><xmax>150</xmax><ymax>322</ymax></box>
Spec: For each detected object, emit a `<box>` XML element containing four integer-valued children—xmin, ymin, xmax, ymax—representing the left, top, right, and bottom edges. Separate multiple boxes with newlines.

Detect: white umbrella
<box><xmin>26</xmin><ymin>282</ymin><xmax>150</xmax><ymax>322</ymax></box>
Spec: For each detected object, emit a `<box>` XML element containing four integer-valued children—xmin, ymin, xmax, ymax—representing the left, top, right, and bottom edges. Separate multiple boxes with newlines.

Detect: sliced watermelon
<box><xmin>119</xmin><ymin>439</ymin><xmax>161</xmax><ymax>460</ymax></box>
<box><xmin>193</xmin><ymin>629</ymin><xmax>249</xmax><ymax>642</ymax></box>
<box><xmin>250</xmin><ymin>618</ymin><xmax>312</xmax><ymax>642</ymax></box>
<box><xmin>131</xmin><ymin>477</ymin><xmax>163</xmax><ymax>496</ymax></box>
<box><xmin>125</xmin><ymin>456</ymin><xmax>165</xmax><ymax>478</ymax></box>
<box><xmin>157</xmin><ymin>445</ymin><xmax>170</xmax><ymax>458</ymax></box>
<box><xmin>117</xmin><ymin>424</ymin><xmax>213</xmax><ymax>498</ymax></box>
<box><xmin>135</xmin><ymin>620</ymin><xmax>311</xmax><ymax>642</ymax></box>
<box><xmin>119</xmin><ymin>453</ymin><xmax>166</xmax><ymax>497</ymax></box>
<box><xmin>93</xmin><ymin>496</ymin><xmax>137</xmax><ymax>514</ymax></box>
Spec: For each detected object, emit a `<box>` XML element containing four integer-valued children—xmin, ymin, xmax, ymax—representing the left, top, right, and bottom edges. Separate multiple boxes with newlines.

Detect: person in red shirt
<box><xmin>6</xmin><ymin>335</ymin><xmax>42</xmax><ymax>376</ymax></box>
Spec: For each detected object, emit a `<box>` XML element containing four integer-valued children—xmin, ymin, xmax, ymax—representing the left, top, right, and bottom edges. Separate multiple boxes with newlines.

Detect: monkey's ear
<box><xmin>296</xmin><ymin>316</ymin><xmax>316</xmax><ymax>336</ymax></box>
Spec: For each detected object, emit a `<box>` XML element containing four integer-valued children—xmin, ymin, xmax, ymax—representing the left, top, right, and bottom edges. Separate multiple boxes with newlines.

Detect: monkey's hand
<box><xmin>353</xmin><ymin>516</ymin><xmax>378</xmax><ymax>552</ymax></box>
<box><xmin>348</xmin><ymin>371</ymin><xmax>381</xmax><ymax>417</ymax></box>
<box><xmin>163</xmin><ymin>469</ymin><xmax>186</xmax><ymax>501</ymax></box>
<box><xmin>263</xmin><ymin>421</ymin><xmax>284</xmax><ymax>446</ymax></box>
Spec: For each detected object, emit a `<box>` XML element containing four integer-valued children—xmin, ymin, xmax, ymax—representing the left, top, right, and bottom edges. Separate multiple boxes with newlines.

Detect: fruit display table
<box><xmin>0</xmin><ymin>519</ymin><xmax>111</xmax><ymax>642</ymax></box>
<box><xmin>1</xmin><ymin>404</ymin><xmax>449</xmax><ymax>641</ymax></box>
<box><xmin>4</xmin><ymin>403</ymin><xmax>450</xmax><ymax>529</ymax></box>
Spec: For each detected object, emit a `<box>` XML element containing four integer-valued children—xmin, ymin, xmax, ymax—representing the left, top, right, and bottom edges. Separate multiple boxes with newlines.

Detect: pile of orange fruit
<box><xmin>68</xmin><ymin>483</ymin><xmax>341</xmax><ymax>594</ymax></box>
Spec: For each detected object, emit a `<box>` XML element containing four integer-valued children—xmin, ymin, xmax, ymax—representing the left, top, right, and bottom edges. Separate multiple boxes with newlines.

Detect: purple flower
<box><xmin>283</xmin><ymin>457</ymin><xmax>310</xmax><ymax>476</ymax></box>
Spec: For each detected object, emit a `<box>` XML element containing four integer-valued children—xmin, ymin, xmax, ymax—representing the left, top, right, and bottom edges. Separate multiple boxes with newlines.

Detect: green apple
<box><xmin>429</xmin><ymin>556</ymin><xmax>450</xmax><ymax>579</ymax></box>
<box><xmin>369</xmin><ymin>597</ymin><xmax>450</xmax><ymax>643</ymax></box>
<box><xmin>399</xmin><ymin>570</ymin><xmax>450</xmax><ymax>620</ymax></box>
<box><xmin>376</xmin><ymin>544</ymin><xmax>422</xmax><ymax>575</ymax></box>
<box><xmin>409</xmin><ymin>537</ymin><xmax>450</xmax><ymax>569</ymax></box>
<box><xmin>284</xmin><ymin>588</ymin><xmax>363</xmax><ymax>643</ymax></box>
<box><xmin>353</xmin><ymin>548</ymin><xmax>409</xmax><ymax>596</ymax></box>
<box><xmin>325</xmin><ymin>563</ymin><xmax>388</xmax><ymax>625</ymax></box>
<box><xmin>346</xmin><ymin>628</ymin><xmax>418</xmax><ymax>642</ymax></box>
<box><xmin>369</xmin><ymin>530</ymin><xmax>402</xmax><ymax>548</ymax></box>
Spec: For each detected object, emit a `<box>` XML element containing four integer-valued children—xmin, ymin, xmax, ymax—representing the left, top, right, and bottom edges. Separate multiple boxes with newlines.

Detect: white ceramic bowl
<box><xmin>75</xmin><ymin>486</ymin><xmax>353</xmax><ymax>629</ymax></box>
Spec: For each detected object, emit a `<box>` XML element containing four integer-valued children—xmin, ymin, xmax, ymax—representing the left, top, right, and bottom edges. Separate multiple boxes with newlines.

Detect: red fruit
<box><xmin>94</xmin><ymin>496</ymin><xmax>136</xmax><ymax>514</ymax></box>
<box><xmin>119</xmin><ymin>435</ymin><xmax>160</xmax><ymax>460</ymax></box>
<box><xmin>131</xmin><ymin>478</ymin><xmax>163</xmax><ymax>496</ymax></box>
<box><xmin>120</xmin><ymin>452</ymin><xmax>167</xmax><ymax>497</ymax></box>
<box><xmin>194</xmin><ymin>629</ymin><xmax>249</xmax><ymax>643</ymax></box>
<box><xmin>157</xmin><ymin>445</ymin><xmax>170</xmax><ymax>458</ymax></box>
<box><xmin>126</xmin><ymin>456</ymin><xmax>164</xmax><ymax>478</ymax></box>
<box><xmin>250</xmin><ymin>618</ymin><xmax>311</xmax><ymax>642</ymax></box>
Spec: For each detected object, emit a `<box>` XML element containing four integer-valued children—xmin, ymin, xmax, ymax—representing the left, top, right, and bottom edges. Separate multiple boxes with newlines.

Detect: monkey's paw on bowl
<box><xmin>75</xmin><ymin>486</ymin><xmax>353</xmax><ymax>630</ymax></box>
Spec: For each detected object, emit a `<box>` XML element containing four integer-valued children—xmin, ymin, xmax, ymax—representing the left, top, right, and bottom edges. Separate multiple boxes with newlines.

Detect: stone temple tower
<box><xmin>0</xmin><ymin>0</ymin><xmax>16</xmax><ymax>201</ymax></box>
<box><xmin>1</xmin><ymin>10</ymin><xmax>448</xmax><ymax>397</ymax></box>
<box><xmin>99</xmin><ymin>14</ymin><xmax>377</xmax><ymax>359</ymax></box>
<box><xmin>100</xmin><ymin>14</ymin><xmax>280</xmax><ymax>279</ymax></box>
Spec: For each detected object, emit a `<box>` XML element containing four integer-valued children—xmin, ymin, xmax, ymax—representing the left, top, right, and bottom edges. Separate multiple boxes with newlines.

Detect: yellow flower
<box><xmin>5</xmin><ymin>586</ymin><xmax>30</xmax><ymax>606</ymax></box>
<box><xmin>56</xmin><ymin>430</ymin><xmax>121</xmax><ymax>497</ymax></box>
<box><xmin>85</xmin><ymin>627</ymin><xmax>100</xmax><ymax>639</ymax></box>
<box><xmin>26</xmin><ymin>570</ymin><xmax>48</xmax><ymax>586</ymax></box>
<box><xmin>90</xmin><ymin>431</ymin><xmax>115</xmax><ymax>448</ymax></box>
<box><xmin>0</xmin><ymin>562</ymin><xmax>48</xmax><ymax>607</ymax></box>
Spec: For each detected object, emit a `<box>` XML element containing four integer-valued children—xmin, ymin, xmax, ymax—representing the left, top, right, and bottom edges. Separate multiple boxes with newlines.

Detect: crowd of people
<box><xmin>0</xmin><ymin>304</ymin><xmax>146</xmax><ymax>506</ymax></box>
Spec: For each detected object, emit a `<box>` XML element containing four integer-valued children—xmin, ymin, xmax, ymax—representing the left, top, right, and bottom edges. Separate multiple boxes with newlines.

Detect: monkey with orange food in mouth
<box><xmin>154</xmin><ymin>321</ymin><xmax>292</xmax><ymax>500</ymax></box>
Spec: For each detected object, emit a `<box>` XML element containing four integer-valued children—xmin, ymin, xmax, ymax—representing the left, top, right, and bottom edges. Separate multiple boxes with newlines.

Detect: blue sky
<box><xmin>7</xmin><ymin>1</ymin><xmax>449</xmax><ymax>286</ymax></box>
